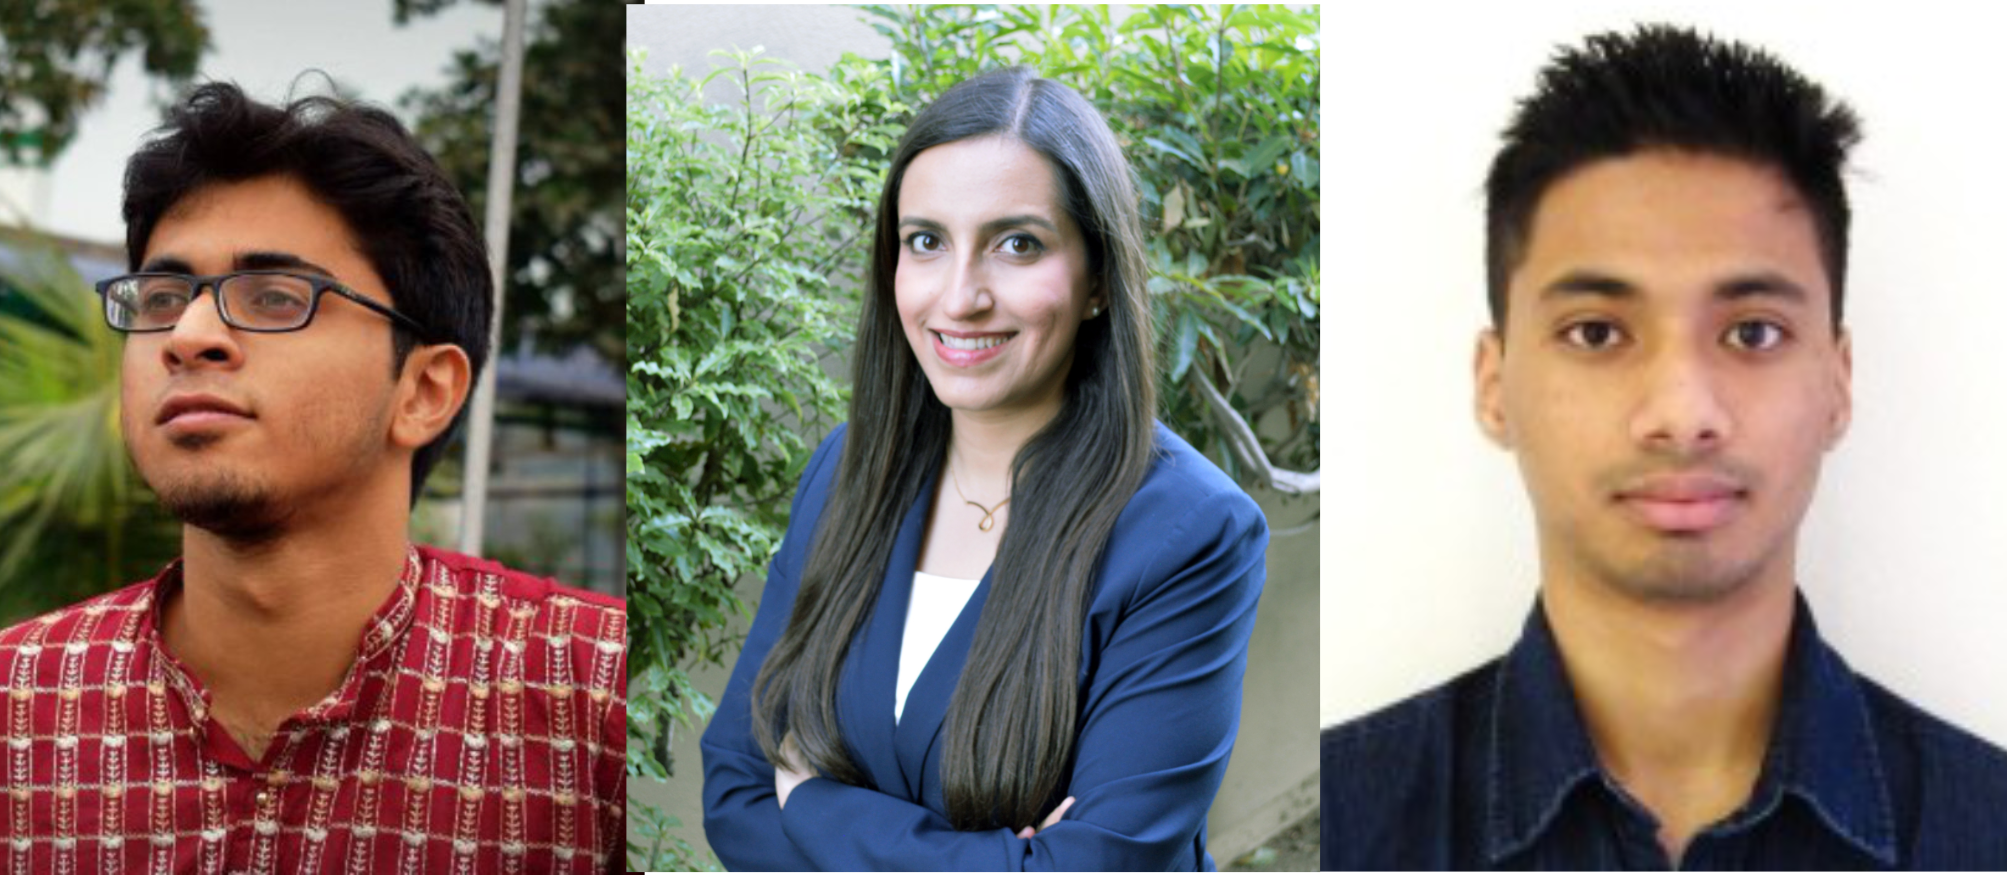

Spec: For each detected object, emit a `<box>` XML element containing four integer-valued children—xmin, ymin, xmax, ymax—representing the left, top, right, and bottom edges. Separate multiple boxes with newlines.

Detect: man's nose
<box><xmin>1630</xmin><ymin>342</ymin><xmax>1732</xmax><ymax>455</ymax></box>
<box><xmin>160</xmin><ymin>288</ymin><xmax>244</xmax><ymax>371</ymax></box>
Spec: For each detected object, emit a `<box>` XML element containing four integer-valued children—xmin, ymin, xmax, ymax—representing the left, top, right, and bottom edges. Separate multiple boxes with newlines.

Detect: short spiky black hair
<box><xmin>1484</xmin><ymin>23</ymin><xmax>1863</xmax><ymax>330</ymax></box>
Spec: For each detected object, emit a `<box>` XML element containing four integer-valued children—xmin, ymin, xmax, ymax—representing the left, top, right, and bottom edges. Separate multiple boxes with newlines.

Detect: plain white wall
<box><xmin>1320</xmin><ymin>0</ymin><xmax>2007</xmax><ymax>755</ymax></box>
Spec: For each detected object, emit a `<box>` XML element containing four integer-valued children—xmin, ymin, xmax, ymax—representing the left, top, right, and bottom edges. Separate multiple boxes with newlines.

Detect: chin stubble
<box><xmin>155</xmin><ymin>469</ymin><xmax>289</xmax><ymax>545</ymax></box>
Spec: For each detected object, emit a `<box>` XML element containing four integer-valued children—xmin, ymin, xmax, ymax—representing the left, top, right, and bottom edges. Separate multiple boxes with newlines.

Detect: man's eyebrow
<box><xmin>1716</xmin><ymin>271</ymin><xmax>1809</xmax><ymax>304</ymax></box>
<box><xmin>897</xmin><ymin>214</ymin><xmax>1060</xmax><ymax>237</ymax></box>
<box><xmin>1539</xmin><ymin>270</ymin><xmax>1637</xmax><ymax>302</ymax></box>
<box><xmin>235</xmin><ymin>251</ymin><xmax>337</xmax><ymax>276</ymax></box>
<box><xmin>135</xmin><ymin>251</ymin><xmax>339</xmax><ymax>277</ymax></box>
<box><xmin>1537</xmin><ymin>270</ymin><xmax>1813</xmax><ymax>306</ymax></box>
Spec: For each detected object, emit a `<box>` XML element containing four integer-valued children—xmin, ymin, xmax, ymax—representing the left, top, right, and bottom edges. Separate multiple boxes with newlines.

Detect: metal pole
<box><xmin>457</xmin><ymin>0</ymin><xmax>528</xmax><ymax>556</ymax></box>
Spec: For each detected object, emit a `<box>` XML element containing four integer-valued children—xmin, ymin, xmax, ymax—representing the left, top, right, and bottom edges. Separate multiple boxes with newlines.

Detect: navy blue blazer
<box><xmin>701</xmin><ymin>422</ymin><xmax>1268</xmax><ymax>871</ymax></box>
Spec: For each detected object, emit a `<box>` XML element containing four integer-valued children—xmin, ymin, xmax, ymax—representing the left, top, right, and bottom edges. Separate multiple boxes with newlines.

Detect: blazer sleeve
<box><xmin>773</xmin><ymin>491</ymin><xmax>1269</xmax><ymax>871</ymax></box>
<box><xmin>698</xmin><ymin>428</ymin><xmax>843</xmax><ymax>872</ymax></box>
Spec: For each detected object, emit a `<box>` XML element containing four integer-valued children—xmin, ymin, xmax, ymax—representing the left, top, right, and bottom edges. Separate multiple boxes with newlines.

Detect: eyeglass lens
<box><xmin>105</xmin><ymin>275</ymin><xmax>318</xmax><ymax>332</ymax></box>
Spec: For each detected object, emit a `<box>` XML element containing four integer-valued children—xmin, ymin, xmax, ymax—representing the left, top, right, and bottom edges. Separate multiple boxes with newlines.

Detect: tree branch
<box><xmin>1190</xmin><ymin>357</ymin><xmax>1319</xmax><ymax>495</ymax></box>
<box><xmin>1272</xmin><ymin>515</ymin><xmax>1319</xmax><ymax>539</ymax></box>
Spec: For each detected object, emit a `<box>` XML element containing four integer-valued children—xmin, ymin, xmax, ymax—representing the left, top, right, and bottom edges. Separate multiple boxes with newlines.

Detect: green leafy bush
<box><xmin>624</xmin><ymin>46</ymin><xmax>902</xmax><ymax>870</ymax></box>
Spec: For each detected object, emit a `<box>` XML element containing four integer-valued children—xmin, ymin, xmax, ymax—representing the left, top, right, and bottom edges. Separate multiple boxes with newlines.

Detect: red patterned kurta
<box><xmin>0</xmin><ymin>545</ymin><xmax>626</xmax><ymax>875</ymax></box>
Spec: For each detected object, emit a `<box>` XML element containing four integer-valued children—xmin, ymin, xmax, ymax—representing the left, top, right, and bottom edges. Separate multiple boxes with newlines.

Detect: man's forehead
<box><xmin>141</xmin><ymin>175</ymin><xmax>369</xmax><ymax>273</ymax></box>
<box><xmin>1509</xmin><ymin>151</ymin><xmax>1833</xmax><ymax>315</ymax></box>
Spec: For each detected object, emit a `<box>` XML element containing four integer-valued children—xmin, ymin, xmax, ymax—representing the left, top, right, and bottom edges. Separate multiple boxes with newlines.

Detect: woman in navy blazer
<box><xmin>699</xmin><ymin>66</ymin><xmax>1269</xmax><ymax>871</ymax></box>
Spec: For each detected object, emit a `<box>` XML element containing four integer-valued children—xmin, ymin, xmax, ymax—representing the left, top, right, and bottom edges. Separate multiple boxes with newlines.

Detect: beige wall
<box><xmin>629</xmin><ymin>4</ymin><xmax>1319</xmax><ymax>865</ymax></box>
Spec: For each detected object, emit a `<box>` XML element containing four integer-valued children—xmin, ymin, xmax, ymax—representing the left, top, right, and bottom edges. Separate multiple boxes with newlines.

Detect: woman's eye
<box><xmin>999</xmin><ymin>234</ymin><xmax>1043</xmax><ymax>257</ymax></box>
<box><xmin>905</xmin><ymin>232</ymin><xmax>942</xmax><ymax>253</ymax></box>
<box><xmin>1560</xmin><ymin>320</ymin><xmax>1626</xmax><ymax>350</ymax></box>
<box><xmin>1725</xmin><ymin>319</ymin><xmax>1787</xmax><ymax>351</ymax></box>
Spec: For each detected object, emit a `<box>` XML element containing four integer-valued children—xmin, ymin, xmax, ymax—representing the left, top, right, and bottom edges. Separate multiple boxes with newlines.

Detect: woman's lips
<box><xmin>931</xmin><ymin>330</ymin><xmax>1015</xmax><ymax>367</ymax></box>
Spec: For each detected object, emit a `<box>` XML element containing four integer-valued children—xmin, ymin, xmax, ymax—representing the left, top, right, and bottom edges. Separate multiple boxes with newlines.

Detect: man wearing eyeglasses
<box><xmin>0</xmin><ymin>84</ymin><xmax>624</xmax><ymax>874</ymax></box>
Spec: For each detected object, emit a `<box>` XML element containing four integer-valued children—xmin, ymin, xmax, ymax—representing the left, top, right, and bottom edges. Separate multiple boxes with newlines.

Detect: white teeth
<box><xmin>937</xmin><ymin>332</ymin><xmax>1007</xmax><ymax>351</ymax></box>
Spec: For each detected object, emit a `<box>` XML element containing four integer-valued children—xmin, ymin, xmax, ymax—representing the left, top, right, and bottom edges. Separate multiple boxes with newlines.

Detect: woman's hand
<box><xmin>1014</xmin><ymin>796</ymin><xmax>1076</xmax><ymax>838</ymax></box>
<box><xmin>774</xmin><ymin>734</ymin><xmax>813</xmax><ymax>809</ymax></box>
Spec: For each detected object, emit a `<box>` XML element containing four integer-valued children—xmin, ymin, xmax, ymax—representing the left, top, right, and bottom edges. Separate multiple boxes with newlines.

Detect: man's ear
<box><xmin>1828</xmin><ymin>326</ymin><xmax>1853</xmax><ymax>449</ymax></box>
<box><xmin>1475</xmin><ymin>328</ymin><xmax>1513</xmax><ymax>449</ymax></box>
<box><xmin>389</xmin><ymin>344</ymin><xmax>473</xmax><ymax>451</ymax></box>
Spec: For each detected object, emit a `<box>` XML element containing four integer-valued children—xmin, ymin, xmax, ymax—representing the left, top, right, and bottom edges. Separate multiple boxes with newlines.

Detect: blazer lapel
<box><xmin>834</xmin><ymin>469</ymin><xmax>938</xmax><ymax>794</ymax></box>
<box><xmin>891</xmin><ymin>561</ymin><xmax>992</xmax><ymax>800</ymax></box>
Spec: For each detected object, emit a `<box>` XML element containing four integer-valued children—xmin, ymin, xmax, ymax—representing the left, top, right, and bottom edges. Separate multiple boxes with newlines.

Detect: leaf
<box><xmin>1141</xmin><ymin>136</ymin><xmax>1200</xmax><ymax>168</ymax></box>
<box><xmin>1171</xmin><ymin>308</ymin><xmax>1199</xmax><ymax>381</ymax></box>
<box><xmin>1160</xmin><ymin>182</ymin><xmax>1185</xmax><ymax>233</ymax></box>
<box><xmin>1244</xmin><ymin>134</ymin><xmax>1292</xmax><ymax>178</ymax></box>
<box><xmin>1291</xmin><ymin>150</ymin><xmax>1319</xmax><ymax>188</ymax></box>
<box><xmin>1215</xmin><ymin>296</ymin><xmax>1273</xmax><ymax>341</ymax></box>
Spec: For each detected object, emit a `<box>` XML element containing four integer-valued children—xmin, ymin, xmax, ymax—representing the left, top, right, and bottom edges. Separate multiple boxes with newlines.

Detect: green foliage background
<box><xmin>0</xmin><ymin>251</ymin><xmax>181</xmax><ymax>624</ymax></box>
<box><xmin>625</xmin><ymin>5</ymin><xmax>1318</xmax><ymax>869</ymax></box>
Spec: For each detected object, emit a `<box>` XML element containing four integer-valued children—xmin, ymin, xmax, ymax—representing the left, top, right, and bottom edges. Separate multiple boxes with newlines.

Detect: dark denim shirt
<box><xmin>1322</xmin><ymin>594</ymin><xmax>2007</xmax><ymax>870</ymax></box>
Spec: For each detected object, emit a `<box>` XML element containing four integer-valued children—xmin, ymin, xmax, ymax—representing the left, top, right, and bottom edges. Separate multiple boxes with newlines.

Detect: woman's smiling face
<box><xmin>894</xmin><ymin>135</ymin><xmax>1100</xmax><ymax>425</ymax></box>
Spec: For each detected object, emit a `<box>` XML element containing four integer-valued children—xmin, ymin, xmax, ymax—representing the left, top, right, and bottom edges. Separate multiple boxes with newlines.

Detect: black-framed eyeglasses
<box><xmin>93</xmin><ymin>270</ymin><xmax>430</xmax><ymax>338</ymax></box>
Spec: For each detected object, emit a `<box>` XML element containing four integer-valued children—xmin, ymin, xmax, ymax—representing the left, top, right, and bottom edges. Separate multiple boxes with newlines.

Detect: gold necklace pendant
<box><xmin>949</xmin><ymin>456</ymin><xmax>1011</xmax><ymax>533</ymax></box>
<box><xmin>964</xmin><ymin>499</ymin><xmax>1006</xmax><ymax>532</ymax></box>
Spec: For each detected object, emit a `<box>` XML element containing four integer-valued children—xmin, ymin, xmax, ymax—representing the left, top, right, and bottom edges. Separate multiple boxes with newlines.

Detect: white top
<box><xmin>894</xmin><ymin>570</ymin><xmax>981</xmax><ymax>724</ymax></box>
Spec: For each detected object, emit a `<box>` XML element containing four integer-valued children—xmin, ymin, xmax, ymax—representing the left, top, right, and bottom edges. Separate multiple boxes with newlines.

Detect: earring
<box><xmin>1089</xmin><ymin>306</ymin><xmax>1102</xmax><ymax>318</ymax></box>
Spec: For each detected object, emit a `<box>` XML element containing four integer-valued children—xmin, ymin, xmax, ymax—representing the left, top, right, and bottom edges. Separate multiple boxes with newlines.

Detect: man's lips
<box><xmin>1614</xmin><ymin>473</ymin><xmax>1746</xmax><ymax>533</ymax></box>
<box><xmin>156</xmin><ymin>393</ymin><xmax>254</xmax><ymax>429</ymax></box>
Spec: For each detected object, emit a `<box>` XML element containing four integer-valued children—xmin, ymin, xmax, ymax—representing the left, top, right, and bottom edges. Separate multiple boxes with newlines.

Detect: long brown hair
<box><xmin>748</xmin><ymin>67</ymin><xmax>1158</xmax><ymax>831</ymax></box>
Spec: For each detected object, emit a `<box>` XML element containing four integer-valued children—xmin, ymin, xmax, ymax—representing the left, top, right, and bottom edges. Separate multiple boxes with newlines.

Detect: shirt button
<box><xmin>256</xmin><ymin>790</ymin><xmax>272</xmax><ymax>807</ymax></box>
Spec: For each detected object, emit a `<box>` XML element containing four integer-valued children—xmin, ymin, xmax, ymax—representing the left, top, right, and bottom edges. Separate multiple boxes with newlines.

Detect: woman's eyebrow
<box><xmin>898</xmin><ymin>214</ymin><xmax>1059</xmax><ymax>237</ymax></box>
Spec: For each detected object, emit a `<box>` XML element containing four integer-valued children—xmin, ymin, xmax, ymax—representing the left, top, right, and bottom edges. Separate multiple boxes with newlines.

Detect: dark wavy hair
<box><xmin>1485</xmin><ymin>23</ymin><xmax>1862</xmax><ymax>331</ymax></box>
<box><xmin>748</xmin><ymin>66</ymin><xmax>1158</xmax><ymax>831</ymax></box>
<box><xmin>120</xmin><ymin>81</ymin><xmax>493</xmax><ymax>503</ymax></box>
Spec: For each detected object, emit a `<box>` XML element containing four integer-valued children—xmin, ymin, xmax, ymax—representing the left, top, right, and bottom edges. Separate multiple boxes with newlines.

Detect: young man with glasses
<box><xmin>0</xmin><ymin>83</ymin><xmax>624</xmax><ymax>873</ymax></box>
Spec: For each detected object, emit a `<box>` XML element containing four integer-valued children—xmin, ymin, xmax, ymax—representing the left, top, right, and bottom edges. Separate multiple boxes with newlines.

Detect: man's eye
<box><xmin>140</xmin><ymin>291</ymin><xmax>188</xmax><ymax>313</ymax></box>
<box><xmin>999</xmin><ymin>234</ymin><xmax>1043</xmax><ymax>257</ymax></box>
<box><xmin>249</xmin><ymin>291</ymin><xmax>308</xmax><ymax>313</ymax></box>
<box><xmin>1725</xmin><ymin>319</ymin><xmax>1788</xmax><ymax>351</ymax></box>
<box><xmin>905</xmin><ymin>232</ymin><xmax>942</xmax><ymax>253</ymax></box>
<box><xmin>1560</xmin><ymin>320</ymin><xmax>1626</xmax><ymax>350</ymax></box>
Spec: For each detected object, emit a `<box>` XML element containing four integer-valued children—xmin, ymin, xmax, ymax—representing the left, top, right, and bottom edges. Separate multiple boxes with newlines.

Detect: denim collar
<box><xmin>1483</xmin><ymin>591</ymin><xmax>1897</xmax><ymax>866</ymax></box>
